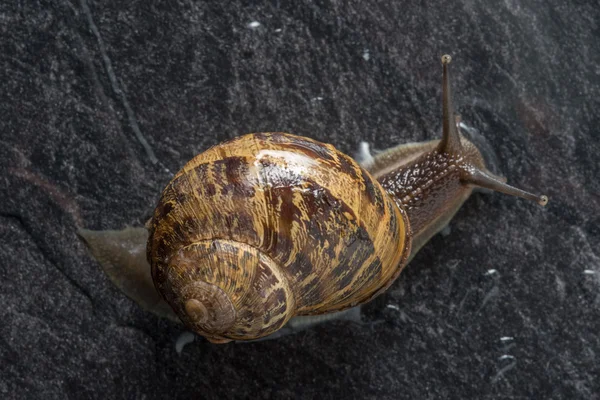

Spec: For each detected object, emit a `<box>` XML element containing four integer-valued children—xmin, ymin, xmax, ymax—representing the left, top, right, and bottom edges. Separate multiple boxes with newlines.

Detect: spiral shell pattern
<box><xmin>147</xmin><ymin>133</ymin><xmax>411</xmax><ymax>342</ymax></box>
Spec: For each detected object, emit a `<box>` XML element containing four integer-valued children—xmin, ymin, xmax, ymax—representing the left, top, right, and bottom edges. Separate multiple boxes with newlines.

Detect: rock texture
<box><xmin>1</xmin><ymin>1</ymin><xmax>598</xmax><ymax>399</ymax></box>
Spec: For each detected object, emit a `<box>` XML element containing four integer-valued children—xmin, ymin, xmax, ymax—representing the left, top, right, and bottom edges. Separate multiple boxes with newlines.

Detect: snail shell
<box><xmin>147</xmin><ymin>133</ymin><xmax>411</xmax><ymax>343</ymax></box>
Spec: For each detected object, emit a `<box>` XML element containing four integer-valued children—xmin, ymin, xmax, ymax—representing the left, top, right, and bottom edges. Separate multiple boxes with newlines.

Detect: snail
<box><xmin>79</xmin><ymin>55</ymin><xmax>548</xmax><ymax>344</ymax></box>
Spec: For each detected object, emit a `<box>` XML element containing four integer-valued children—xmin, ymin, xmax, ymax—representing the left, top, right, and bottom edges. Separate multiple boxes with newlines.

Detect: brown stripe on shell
<box><xmin>260</xmin><ymin>287</ymin><xmax>288</xmax><ymax>326</ymax></box>
<box><xmin>336</xmin><ymin>152</ymin><xmax>361</xmax><ymax>185</ymax></box>
<box><xmin>151</xmin><ymin>199</ymin><xmax>174</xmax><ymax>226</ymax></box>
<box><xmin>250</xmin><ymin>132</ymin><xmax>271</xmax><ymax>142</ymax></box>
<box><xmin>361</xmin><ymin>168</ymin><xmax>385</xmax><ymax>210</ymax></box>
<box><xmin>329</xmin><ymin>235</ymin><xmax>378</xmax><ymax>292</ymax></box>
<box><xmin>335</xmin><ymin>195</ymin><xmax>410</xmax><ymax>310</ymax></box>
<box><xmin>267</xmin><ymin>133</ymin><xmax>337</xmax><ymax>163</ymax></box>
<box><xmin>334</xmin><ymin>150</ymin><xmax>386</xmax><ymax>215</ymax></box>
<box><xmin>211</xmin><ymin>156</ymin><xmax>256</xmax><ymax>198</ymax></box>
<box><xmin>310</xmin><ymin>256</ymin><xmax>384</xmax><ymax>314</ymax></box>
<box><xmin>292</xmin><ymin>179</ymin><xmax>378</xmax><ymax>307</ymax></box>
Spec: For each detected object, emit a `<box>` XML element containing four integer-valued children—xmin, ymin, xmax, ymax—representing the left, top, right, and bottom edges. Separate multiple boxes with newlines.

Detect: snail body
<box><xmin>80</xmin><ymin>56</ymin><xmax>547</xmax><ymax>344</ymax></box>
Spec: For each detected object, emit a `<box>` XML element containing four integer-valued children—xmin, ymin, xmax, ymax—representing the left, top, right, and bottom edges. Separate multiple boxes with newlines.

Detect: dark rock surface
<box><xmin>1</xmin><ymin>1</ymin><xmax>599</xmax><ymax>399</ymax></box>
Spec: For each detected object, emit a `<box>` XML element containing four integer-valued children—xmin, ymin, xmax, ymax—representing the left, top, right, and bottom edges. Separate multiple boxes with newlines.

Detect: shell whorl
<box><xmin>147</xmin><ymin>132</ymin><xmax>411</xmax><ymax>342</ymax></box>
<box><xmin>161</xmin><ymin>239</ymin><xmax>295</xmax><ymax>342</ymax></box>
